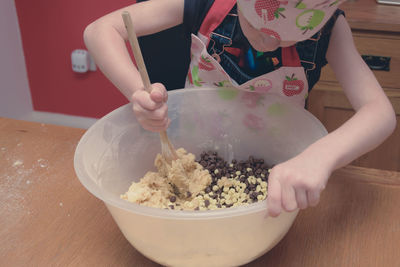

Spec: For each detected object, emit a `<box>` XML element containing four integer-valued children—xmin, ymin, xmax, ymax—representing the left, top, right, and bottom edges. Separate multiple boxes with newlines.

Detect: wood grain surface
<box><xmin>319</xmin><ymin>31</ymin><xmax>400</xmax><ymax>90</ymax></box>
<box><xmin>340</xmin><ymin>0</ymin><xmax>400</xmax><ymax>32</ymax></box>
<box><xmin>308</xmin><ymin>84</ymin><xmax>400</xmax><ymax>171</ymax></box>
<box><xmin>1</xmin><ymin>117</ymin><xmax>400</xmax><ymax>267</ymax></box>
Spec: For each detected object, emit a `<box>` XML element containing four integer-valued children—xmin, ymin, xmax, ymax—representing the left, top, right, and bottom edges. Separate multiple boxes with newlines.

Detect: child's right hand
<box><xmin>131</xmin><ymin>83</ymin><xmax>170</xmax><ymax>132</ymax></box>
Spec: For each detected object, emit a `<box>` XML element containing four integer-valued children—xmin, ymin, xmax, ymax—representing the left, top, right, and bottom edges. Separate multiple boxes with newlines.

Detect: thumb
<box><xmin>150</xmin><ymin>83</ymin><xmax>167</xmax><ymax>103</ymax></box>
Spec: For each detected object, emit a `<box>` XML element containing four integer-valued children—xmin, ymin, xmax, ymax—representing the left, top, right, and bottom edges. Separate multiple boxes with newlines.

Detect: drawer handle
<box><xmin>361</xmin><ymin>55</ymin><xmax>391</xmax><ymax>71</ymax></box>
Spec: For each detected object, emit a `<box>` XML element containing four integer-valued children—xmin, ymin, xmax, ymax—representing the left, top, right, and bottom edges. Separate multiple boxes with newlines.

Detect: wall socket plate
<box><xmin>71</xmin><ymin>49</ymin><xmax>96</xmax><ymax>73</ymax></box>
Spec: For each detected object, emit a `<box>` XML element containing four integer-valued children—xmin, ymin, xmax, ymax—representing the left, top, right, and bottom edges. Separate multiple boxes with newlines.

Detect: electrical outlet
<box><xmin>71</xmin><ymin>49</ymin><xmax>96</xmax><ymax>73</ymax></box>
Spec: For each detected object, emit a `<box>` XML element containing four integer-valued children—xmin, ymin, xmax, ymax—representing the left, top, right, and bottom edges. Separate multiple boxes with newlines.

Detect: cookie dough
<box><xmin>121</xmin><ymin>148</ymin><xmax>212</xmax><ymax>210</ymax></box>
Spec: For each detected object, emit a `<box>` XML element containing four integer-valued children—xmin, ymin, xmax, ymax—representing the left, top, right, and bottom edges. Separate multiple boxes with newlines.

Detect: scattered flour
<box><xmin>37</xmin><ymin>158</ymin><xmax>48</xmax><ymax>168</ymax></box>
<box><xmin>12</xmin><ymin>160</ymin><xmax>23</xmax><ymax>167</ymax></box>
<box><xmin>0</xmin><ymin>173</ymin><xmax>31</xmax><ymax>239</ymax></box>
<box><xmin>1</xmin><ymin>155</ymin><xmax>48</xmax><ymax>233</ymax></box>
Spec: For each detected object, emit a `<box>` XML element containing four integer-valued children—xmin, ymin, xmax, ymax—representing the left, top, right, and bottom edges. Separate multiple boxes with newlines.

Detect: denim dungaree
<box><xmin>207</xmin><ymin>5</ymin><xmax>322</xmax><ymax>91</ymax></box>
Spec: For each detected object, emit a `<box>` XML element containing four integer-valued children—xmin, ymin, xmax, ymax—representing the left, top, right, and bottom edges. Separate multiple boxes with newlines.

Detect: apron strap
<box><xmin>198</xmin><ymin>0</ymin><xmax>236</xmax><ymax>47</ymax></box>
<box><xmin>281</xmin><ymin>46</ymin><xmax>302</xmax><ymax>67</ymax></box>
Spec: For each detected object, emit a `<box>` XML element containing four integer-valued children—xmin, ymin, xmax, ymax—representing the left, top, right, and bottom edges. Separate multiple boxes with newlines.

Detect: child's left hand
<box><xmin>266</xmin><ymin>152</ymin><xmax>332</xmax><ymax>217</ymax></box>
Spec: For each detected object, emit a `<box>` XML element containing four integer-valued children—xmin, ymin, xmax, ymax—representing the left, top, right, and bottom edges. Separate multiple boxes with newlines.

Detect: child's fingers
<box><xmin>307</xmin><ymin>190</ymin><xmax>320</xmax><ymax>207</ymax></box>
<box><xmin>133</xmin><ymin>89</ymin><xmax>163</xmax><ymax>111</ymax></box>
<box><xmin>150</xmin><ymin>83</ymin><xmax>168</xmax><ymax>103</ymax></box>
<box><xmin>281</xmin><ymin>185</ymin><xmax>297</xmax><ymax>212</ymax></box>
<box><xmin>295</xmin><ymin>188</ymin><xmax>308</xmax><ymax>209</ymax></box>
<box><xmin>267</xmin><ymin>174</ymin><xmax>282</xmax><ymax>217</ymax></box>
<box><xmin>133</xmin><ymin>101</ymin><xmax>168</xmax><ymax>121</ymax></box>
<box><xmin>132</xmin><ymin>88</ymin><xmax>169</xmax><ymax>132</ymax></box>
<box><xmin>140</xmin><ymin>118</ymin><xmax>171</xmax><ymax>132</ymax></box>
<box><xmin>138</xmin><ymin>115</ymin><xmax>169</xmax><ymax>128</ymax></box>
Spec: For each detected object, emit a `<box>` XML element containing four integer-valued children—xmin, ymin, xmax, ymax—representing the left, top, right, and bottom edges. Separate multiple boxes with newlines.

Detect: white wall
<box><xmin>0</xmin><ymin>0</ymin><xmax>33</xmax><ymax>119</ymax></box>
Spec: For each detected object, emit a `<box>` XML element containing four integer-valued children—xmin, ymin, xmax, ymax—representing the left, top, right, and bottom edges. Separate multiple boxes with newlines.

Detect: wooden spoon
<box><xmin>122</xmin><ymin>11</ymin><xmax>178</xmax><ymax>163</ymax></box>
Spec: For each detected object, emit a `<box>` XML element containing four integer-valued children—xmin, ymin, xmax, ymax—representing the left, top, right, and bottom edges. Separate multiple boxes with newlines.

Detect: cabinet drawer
<box><xmin>320</xmin><ymin>32</ymin><xmax>400</xmax><ymax>89</ymax></box>
<box><xmin>308</xmin><ymin>85</ymin><xmax>400</xmax><ymax>171</ymax></box>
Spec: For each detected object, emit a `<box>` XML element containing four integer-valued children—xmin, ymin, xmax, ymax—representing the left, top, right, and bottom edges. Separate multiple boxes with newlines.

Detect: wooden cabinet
<box><xmin>308</xmin><ymin>0</ymin><xmax>400</xmax><ymax>171</ymax></box>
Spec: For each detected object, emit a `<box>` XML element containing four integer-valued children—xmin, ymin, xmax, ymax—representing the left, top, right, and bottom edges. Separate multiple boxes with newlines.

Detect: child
<box><xmin>83</xmin><ymin>0</ymin><xmax>396</xmax><ymax>217</ymax></box>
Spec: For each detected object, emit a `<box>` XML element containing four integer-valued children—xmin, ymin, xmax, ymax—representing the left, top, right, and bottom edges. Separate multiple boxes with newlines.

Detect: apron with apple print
<box><xmin>185</xmin><ymin>0</ymin><xmax>309</xmax><ymax>109</ymax></box>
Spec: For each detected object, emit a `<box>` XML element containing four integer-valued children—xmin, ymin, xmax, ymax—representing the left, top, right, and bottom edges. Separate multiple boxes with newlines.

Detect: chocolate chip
<box><xmin>209</xmin><ymin>164</ymin><xmax>216</xmax><ymax>171</ymax></box>
<box><xmin>169</xmin><ymin>196</ymin><xmax>176</xmax><ymax>203</ymax></box>
<box><xmin>171</xmin><ymin>183</ymin><xmax>181</xmax><ymax>196</ymax></box>
<box><xmin>196</xmin><ymin>151</ymin><xmax>269</xmax><ymax>210</ymax></box>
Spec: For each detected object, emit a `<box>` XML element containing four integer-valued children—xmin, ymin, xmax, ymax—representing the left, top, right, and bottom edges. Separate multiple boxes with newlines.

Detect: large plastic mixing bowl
<box><xmin>74</xmin><ymin>88</ymin><xmax>327</xmax><ymax>267</ymax></box>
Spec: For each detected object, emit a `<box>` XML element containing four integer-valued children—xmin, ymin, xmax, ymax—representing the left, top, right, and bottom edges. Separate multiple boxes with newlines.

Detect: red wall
<box><xmin>15</xmin><ymin>0</ymin><xmax>135</xmax><ymax>118</ymax></box>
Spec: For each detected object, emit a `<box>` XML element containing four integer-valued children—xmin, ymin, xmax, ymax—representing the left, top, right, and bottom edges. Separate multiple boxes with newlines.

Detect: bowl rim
<box><xmin>74</xmin><ymin>87</ymin><xmax>326</xmax><ymax>219</ymax></box>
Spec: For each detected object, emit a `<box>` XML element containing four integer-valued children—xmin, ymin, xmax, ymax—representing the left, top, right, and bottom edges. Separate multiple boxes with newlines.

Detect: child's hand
<box><xmin>267</xmin><ymin>153</ymin><xmax>332</xmax><ymax>217</ymax></box>
<box><xmin>131</xmin><ymin>83</ymin><xmax>170</xmax><ymax>132</ymax></box>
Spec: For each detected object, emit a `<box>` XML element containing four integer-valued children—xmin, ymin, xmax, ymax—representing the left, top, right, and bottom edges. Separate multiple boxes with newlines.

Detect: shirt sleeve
<box><xmin>183</xmin><ymin>0</ymin><xmax>215</xmax><ymax>36</ymax></box>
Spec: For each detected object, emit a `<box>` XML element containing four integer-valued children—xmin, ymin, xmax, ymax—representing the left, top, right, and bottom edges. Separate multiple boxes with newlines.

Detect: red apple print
<box><xmin>283</xmin><ymin>73</ymin><xmax>304</xmax><ymax>96</ymax></box>
<box><xmin>254</xmin><ymin>0</ymin><xmax>288</xmax><ymax>22</ymax></box>
<box><xmin>198</xmin><ymin>55</ymin><xmax>215</xmax><ymax>71</ymax></box>
<box><xmin>260</xmin><ymin>28</ymin><xmax>281</xmax><ymax>40</ymax></box>
<box><xmin>243</xmin><ymin>113</ymin><xmax>265</xmax><ymax>130</ymax></box>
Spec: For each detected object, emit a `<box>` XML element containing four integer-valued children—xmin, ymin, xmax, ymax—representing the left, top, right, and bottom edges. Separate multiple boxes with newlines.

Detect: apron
<box><xmin>185</xmin><ymin>0</ymin><xmax>309</xmax><ymax>108</ymax></box>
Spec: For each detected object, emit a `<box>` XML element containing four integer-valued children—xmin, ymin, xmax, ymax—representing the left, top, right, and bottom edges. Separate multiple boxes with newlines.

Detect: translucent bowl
<box><xmin>74</xmin><ymin>88</ymin><xmax>327</xmax><ymax>267</ymax></box>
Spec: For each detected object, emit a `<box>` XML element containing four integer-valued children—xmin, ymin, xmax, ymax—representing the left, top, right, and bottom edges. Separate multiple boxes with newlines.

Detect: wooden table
<box><xmin>1</xmin><ymin>117</ymin><xmax>399</xmax><ymax>267</ymax></box>
<box><xmin>340</xmin><ymin>0</ymin><xmax>400</xmax><ymax>32</ymax></box>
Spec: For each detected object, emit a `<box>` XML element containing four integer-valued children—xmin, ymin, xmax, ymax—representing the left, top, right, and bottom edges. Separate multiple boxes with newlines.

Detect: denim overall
<box><xmin>205</xmin><ymin>4</ymin><xmax>323</xmax><ymax>91</ymax></box>
<box><xmin>186</xmin><ymin>0</ymin><xmax>311</xmax><ymax>107</ymax></box>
